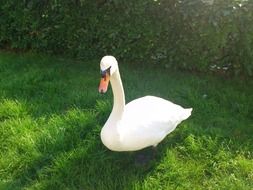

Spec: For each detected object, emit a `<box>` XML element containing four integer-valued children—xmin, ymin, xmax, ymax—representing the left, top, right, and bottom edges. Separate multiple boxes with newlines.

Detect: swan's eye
<box><xmin>101</xmin><ymin>70</ymin><xmax>107</xmax><ymax>78</ymax></box>
<box><xmin>100</xmin><ymin>66</ymin><xmax>111</xmax><ymax>78</ymax></box>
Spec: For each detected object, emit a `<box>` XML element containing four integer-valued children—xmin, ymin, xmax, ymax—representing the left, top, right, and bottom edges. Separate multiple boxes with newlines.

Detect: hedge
<box><xmin>0</xmin><ymin>0</ymin><xmax>253</xmax><ymax>76</ymax></box>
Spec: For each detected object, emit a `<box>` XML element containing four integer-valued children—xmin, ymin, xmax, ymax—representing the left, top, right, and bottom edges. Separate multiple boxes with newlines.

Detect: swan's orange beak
<box><xmin>98</xmin><ymin>73</ymin><xmax>110</xmax><ymax>94</ymax></box>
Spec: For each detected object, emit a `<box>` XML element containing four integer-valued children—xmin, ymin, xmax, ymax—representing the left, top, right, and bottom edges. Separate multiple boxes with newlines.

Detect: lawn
<box><xmin>0</xmin><ymin>52</ymin><xmax>252</xmax><ymax>190</ymax></box>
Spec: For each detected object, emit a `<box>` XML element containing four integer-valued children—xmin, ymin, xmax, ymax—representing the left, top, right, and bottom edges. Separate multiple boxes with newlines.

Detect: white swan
<box><xmin>98</xmin><ymin>56</ymin><xmax>192</xmax><ymax>152</ymax></box>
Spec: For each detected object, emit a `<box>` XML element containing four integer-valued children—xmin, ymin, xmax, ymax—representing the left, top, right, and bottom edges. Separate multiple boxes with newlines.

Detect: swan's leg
<box><xmin>134</xmin><ymin>146</ymin><xmax>157</xmax><ymax>166</ymax></box>
<box><xmin>151</xmin><ymin>145</ymin><xmax>157</xmax><ymax>156</ymax></box>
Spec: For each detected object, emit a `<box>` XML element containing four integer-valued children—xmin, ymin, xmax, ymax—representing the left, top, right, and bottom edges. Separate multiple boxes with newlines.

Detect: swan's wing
<box><xmin>123</xmin><ymin>96</ymin><xmax>191</xmax><ymax>127</ymax></box>
<box><xmin>118</xmin><ymin>96</ymin><xmax>192</xmax><ymax>149</ymax></box>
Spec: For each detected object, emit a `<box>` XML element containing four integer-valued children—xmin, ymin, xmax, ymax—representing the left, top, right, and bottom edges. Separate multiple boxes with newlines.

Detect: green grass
<box><xmin>0</xmin><ymin>52</ymin><xmax>252</xmax><ymax>190</ymax></box>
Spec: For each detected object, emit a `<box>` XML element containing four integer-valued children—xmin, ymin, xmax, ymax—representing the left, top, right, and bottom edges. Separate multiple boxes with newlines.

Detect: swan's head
<box><xmin>98</xmin><ymin>56</ymin><xmax>118</xmax><ymax>94</ymax></box>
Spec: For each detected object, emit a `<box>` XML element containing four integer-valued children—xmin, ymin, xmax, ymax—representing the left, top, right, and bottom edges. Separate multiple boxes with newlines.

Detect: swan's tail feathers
<box><xmin>181</xmin><ymin>108</ymin><xmax>192</xmax><ymax>120</ymax></box>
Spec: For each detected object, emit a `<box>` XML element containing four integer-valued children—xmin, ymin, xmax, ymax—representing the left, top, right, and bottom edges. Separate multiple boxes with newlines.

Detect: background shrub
<box><xmin>0</xmin><ymin>0</ymin><xmax>252</xmax><ymax>76</ymax></box>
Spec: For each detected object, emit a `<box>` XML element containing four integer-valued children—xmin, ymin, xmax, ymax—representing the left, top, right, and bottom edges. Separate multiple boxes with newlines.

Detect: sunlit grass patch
<box><xmin>0</xmin><ymin>99</ymin><xmax>28</xmax><ymax>120</ymax></box>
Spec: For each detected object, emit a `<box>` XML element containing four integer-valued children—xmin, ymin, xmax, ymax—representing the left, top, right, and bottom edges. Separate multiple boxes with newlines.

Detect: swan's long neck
<box><xmin>110</xmin><ymin>69</ymin><xmax>125</xmax><ymax>119</ymax></box>
<box><xmin>101</xmin><ymin>69</ymin><xmax>125</xmax><ymax>151</ymax></box>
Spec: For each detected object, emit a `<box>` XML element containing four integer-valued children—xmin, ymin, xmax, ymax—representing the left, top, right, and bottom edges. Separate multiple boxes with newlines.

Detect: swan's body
<box><xmin>99</xmin><ymin>56</ymin><xmax>192</xmax><ymax>152</ymax></box>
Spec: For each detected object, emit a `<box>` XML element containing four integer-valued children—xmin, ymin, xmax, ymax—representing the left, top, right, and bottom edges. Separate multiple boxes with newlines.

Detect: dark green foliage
<box><xmin>0</xmin><ymin>0</ymin><xmax>253</xmax><ymax>76</ymax></box>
